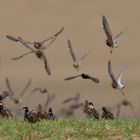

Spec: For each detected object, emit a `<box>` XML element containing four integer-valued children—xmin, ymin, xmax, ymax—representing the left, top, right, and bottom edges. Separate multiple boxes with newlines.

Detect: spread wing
<box><xmin>67</xmin><ymin>39</ymin><xmax>77</xmax><ymax>62</ymax></box>
<box><xmin>20</xmin><ymin>79</ymin><xmax>32</xmax><ymax>97</ymax></box>
<box><xmin>102</xmin><ymin>15</ymin><xmax>113</xmax><ymax>42</ymax></box>
<box><xmin>78</xmin><ymin>49</ymin><xmax>93</xmax><ymax>64</ymax></box>
<box><xmin>7</xmin><ymin>35</ymin><xmax>35</xmax><ymax>51</ymax></box>
<box><xmin>6</xmin><ymin>35</ymin><xmax>20</xmax><ymax>42</ymax></box>
<box><xmin>86</xmin><ymin>74</ymin><xmax>100</xmax><ymax>83</ymax></box>
<box><xmin>42</xmin><ymin>52</ymin><xmax>51</xmax><ymax>76</ymax></box>
<box><xmin>108</xmin><ymin>60</ymin><xmax>117</xmax><ymax>82</ymax></box>
<box><xmin>64</xmin><ymin>74</ymin><xmax>81</xmax><ymax>80</ymax></box>
<box><xmin>11</xmin><ymin>51</ymin><xmax>34</xmax><ymax>60</ymax></box>
<box><xmin>116</xmin><ymin>64</ymin><xmax>126</xmax><ymax>85</ymax></box>
<box><xmin>5</xmin><ymin>78</ymin><xmax>16</xmax><ymax>100</ymax></box>
<box><xmin>40</xmin><ymin>27</ymin><xmax>64</xmax><ymax>49</ymax></box>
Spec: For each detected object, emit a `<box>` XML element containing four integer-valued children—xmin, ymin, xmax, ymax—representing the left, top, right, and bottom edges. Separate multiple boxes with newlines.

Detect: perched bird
<box><xmin>67</xmin><ymin>39</ymin><xmax>92</xmax><ymax>70</ymax></box>
<box><xmin>22</xmin><ymin>106</ymin><xmax>38</xmax><ymax>123</ymax></box>
<box><xmin>6</xmin><ymin>27</ymin><xmax>64</xmax><ymax>76</ymax></box>
<box><xmin>35</xmin><ymin>104</ymin><xmax>48</xmax><ymax>120</ymax></box>
<box><xmin>0</xmin><ymin>91</ymin><xmax>9</xmax><ymax>101</ymax></box>
<box><xmin>64</xmin><ymin>73</ymin><xmax>100</xmax><ymax>83</ymax></box>
<box><xmin>101</xmin><ymin>106</ymin><xmax>114</xmax><ymax>120</ymax></box>
<box><xmin>47</xmin><ymin>108</ymin><xmax>55</xmax><ymax>120</ymax></box>
<box><xmin>5</xmin><ymin>78</ymin><xmax>32</xmax><ymax>104</ymax></box>
<box><xmin>102</xmin><ymin>15</ymin><xmax>127</xmax><ymax>53</ymax></box>
<box><xmin>0</xmin><ymin>101</ymin><xmax>13</xmax><ymax>117</ymax></box>
<box><xmin>108</xmin><ymin>60</ymin><xmax>126</xmax><ymax>95</ymax></box>
<box><xmin>83</xmin><ymin>100</ymin><xmax>99</xmax><ymax>120</ymax></box>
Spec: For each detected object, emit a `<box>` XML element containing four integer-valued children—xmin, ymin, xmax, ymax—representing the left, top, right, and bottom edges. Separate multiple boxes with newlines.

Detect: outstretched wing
<box><xmin>78</xmin><ymin>49</ymin><xmax>93</xmax><ymax>64</ymax></box>
<box><xmin>67</xmin><ymin>39</ymin><xmax>77</xmax><ymax>62</ymax></box>
<box><xmin>11</xmin><ymin>51</ymin><xmax>34</xmax><ymax>60</ymax></box>
<box><xmin>102</xmin><ymin>15</ymin><xmax>113</xmax><ymax>42</ymax></box>
<box><xmin>42</xmin><ymin>52</ymin><xmax>51</xmax><ymax>76</ymax></box>
<box><xmin>108</xmin><ymin>60</ymin><xmax>117</xmax><ymax>82</ymax></box>
<box><xmin>20</xmin><ymin>79</ymin><xmax>32</xmax><ymax>97</ymax></box>
<box><xmin>64</xmin><ymin>74</ymin><xmax>81</xmax><ymax>80</ymax></box>
<box><xmin>40</xmin><ymin>27</ymin><xmax>64</xmax><ymax>49</ymax></box>
<box><xmin>5</xmin><ymin>78</ymin><xmax>17</xmax><ymax>101</ymax></box>
<box><xmin>6</xmin><ymin>35</ymin><xmax>20</xmax><ymax>42</ymax></box>
<box><xmin>87</xmin><ymin>75</ymin><xmax>100</xmax><ymax>83</ymax></box>
<box><xmin>116</xmin><ymin>64</ymin><xmax>127</xmax><ymax>85</ymax></box>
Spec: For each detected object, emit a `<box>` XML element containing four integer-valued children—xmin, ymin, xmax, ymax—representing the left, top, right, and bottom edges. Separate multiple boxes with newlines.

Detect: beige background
<box><xmin>0</xmin><ymin>0</ymin><xmax>139</xmax><ymax>117</ymax></box>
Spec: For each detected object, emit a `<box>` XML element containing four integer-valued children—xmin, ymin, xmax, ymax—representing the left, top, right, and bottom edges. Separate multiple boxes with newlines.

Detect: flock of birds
<box><xmin>0</xmin><ymin>15</ymin><xmax>135</xmax><ymax>122</ymax></box>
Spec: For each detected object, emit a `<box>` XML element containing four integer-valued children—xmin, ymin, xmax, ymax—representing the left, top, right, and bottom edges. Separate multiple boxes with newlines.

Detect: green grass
<box><xmin>0</xmin><ymin>118</ymin><xmax>140</xmax><ymax>140</ymax></box>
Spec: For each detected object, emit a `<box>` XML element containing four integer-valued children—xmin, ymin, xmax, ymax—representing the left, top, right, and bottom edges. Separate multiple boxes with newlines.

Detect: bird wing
<box><xmin>64</xmin><ymin>74</ymin><xmax>81</xmax><ymax>80</ymax></box>
<box><xmin>11</xmin><ymin>51</ymin><xmax>34</xmax><ymax>61</ymax></box>
<box><xmin>5</xmin><ymin>78</ymin><xmax>16</xmax><ymax>100</ymax></box>
<box><xmin>114</xmin><ymin>27</ymin><xmax>128</xmax><ymax>40</ymax></box>
<box><xmin>40</xmin><ymin>27</ymin><xmax>64</xmax><ymax>49</ymax></box>
<box><xmin>85</xmin><ymin>74</ymin><xmax>100</xmax><ymax>83</ymax></box>
<box><xmin>62</xmin><ymin>97</ymin><xmax>75</xmax><ymax>104</ymax></box>
<box><xmin>20</xmin><ymin>79</ymin><xmax>32</xmax><ymax>98</ymax></box>
<box><xmin>116</xmin><ymin>64</ymin><xmax>126</xmax><ymax>85</ymax></box>
<box><xmin>102</xmin><ymin>15</ymin><xmax>113</xmax><ymax>42</ymax></box>
<box><xmin>7</xmin><ymin>35</ymin><xmax>35</xmax><ymax>51</ymax></box>
<box><xmin>6</xmin><ymin>35</ymin><xmax>20</xmax><ymax>42</ymax></box>
<box><xmin>108</xmin><ymin>60</ymin><xmax>117</xmax><ymax>82</ymax></box>
<box><xmin>42</xmin><ymin>52</ymin><xmax>51</xmax><ymax>76</ymax></box>
<box><xmin>67</xmin><ymin>39</ymin><xmax>77</xmax><ymax>62</ymax></box>
<box><xmin>78</xmin><ymin>49</ymin><xmax>93</xmax><ymax>64</ymax></box>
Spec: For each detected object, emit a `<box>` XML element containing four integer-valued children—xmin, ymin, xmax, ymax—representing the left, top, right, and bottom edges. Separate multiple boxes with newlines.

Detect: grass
<box><xmin>0</xmin><ymin>118</ymin><xmax>140</xmax><ymax>140</ymax></box>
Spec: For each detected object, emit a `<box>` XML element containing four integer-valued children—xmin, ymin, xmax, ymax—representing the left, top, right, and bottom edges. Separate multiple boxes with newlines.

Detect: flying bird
<box><xmin>102</xmin><ymin>15</ymin><xmax>127</xmax><ymax>53</ymax></box>
<box><xmin>108</xmin><ymin>60</ymin><xmax>126</xmax><ymax>95</ymax></box>
<box><xmin>67</xmin><ymin>39</ymin><xmax>92</xmax><ymax>70</ymax></box>
<box><xmin>5</xmin><ymin>78</ymin><xmax>32</xmax><ymax>104</ymax></box>
<box><xmin>64</xmin><ymin>73</ymin><xmax>100</xmax><ymax>83</ymax></box>
<box><xmin>6</xmin><ymin>27</ymin><xmax>64</xmax><ymax>75</ymax></box>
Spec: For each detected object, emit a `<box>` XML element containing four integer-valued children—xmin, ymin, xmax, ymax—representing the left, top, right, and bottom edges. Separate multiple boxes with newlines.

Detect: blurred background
<box><xmin>0</xmin><ymin>0</ymin><xmax>139</xmax><ymax>118</ymax></box>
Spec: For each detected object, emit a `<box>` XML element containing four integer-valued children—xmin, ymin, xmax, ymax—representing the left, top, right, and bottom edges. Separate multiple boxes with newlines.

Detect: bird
<box><xmin>101</xmin><ymin>106</ymin><xmax>114</xmax><ymax>120</ymax></box>
<box><xmin>108</xmin><ymin>60</ymin><xmax>126</xmax><ymax>95</ymax></box>
<box><xmin>83</xmin><ymin>100</ymin><xmax>99</xmax><ymax>120</ymax></box>
<box><xmin>6</xmin><ymin>27</ymin><xmax>64</xmax><ymax>75</ymax></box>
<box><xmin>5</xmin><ymin>77</ymin><xmax>32</xmax><ymax>104</ymax></box>
<box><xmin>47</xmin><ymin>108</ymin><xmax>56</xmax><ymax>120</ymax></box>
<box><xmin>64</xmin><ymin>73</ymin><xmax>100</xmax><ymax>83</ymax></box>
<box><xmin>0</xmin><ymin>101</ymin><xmax>13</xmax><ymax>117</ymax></box>
<box><xmin>22</xmin><ymin>106</ymin><xmax>38</xmax><ymax>123</ymax></box>
<box><xmin>67</xmin><ymin>39</ymin><xmax>92</xmax><ymax>70</ymax></box>
<box><xmin>110</xmin><ymin>99</ymin><xmax>136</xmax><ymax>117</ymax></box>
<box><xmin>102</xmin><ymin>15</ymin><xmax>127</xmax><ymax>53</ymax></box>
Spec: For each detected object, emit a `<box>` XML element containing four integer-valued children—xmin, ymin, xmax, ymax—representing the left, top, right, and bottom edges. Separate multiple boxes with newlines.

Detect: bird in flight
<box><xmin>67</xmin><ymin>39</ymin><xmax>92</xmax><ymax>71</ymax></box>
<box><xmin>64</xmin><ymin>73</ymin><xmax>100</xmax><ymax>83</ymax></box>
<box><xmin>108</xmin><ymin>60</ymin><xmax>126</xmax><ymax>95</ymax></box>
<box><xmin>6</xmin><ymin>27</ymin><xmax>64</xmax><ymax>75</ymax></box>
<box><xmin>5</xmin><ymin>77</ymin><xmax>32</xmax><ymax>104</ymax></box>
<box><xmin>102</xmin><ymin>15</ymin><xmax>127</xmax><ymax>53</ymax></box>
